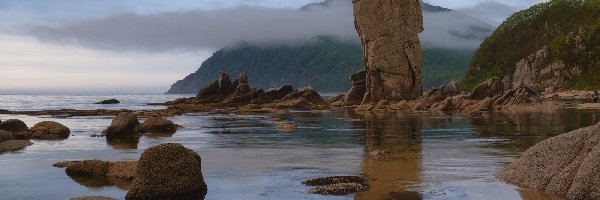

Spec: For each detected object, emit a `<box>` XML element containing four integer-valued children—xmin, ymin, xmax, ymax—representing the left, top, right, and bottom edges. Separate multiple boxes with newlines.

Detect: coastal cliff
<box><xmin>353</xmin><ymin>0</ymin><xmax>424</xmax><ymax>103</ymax></box>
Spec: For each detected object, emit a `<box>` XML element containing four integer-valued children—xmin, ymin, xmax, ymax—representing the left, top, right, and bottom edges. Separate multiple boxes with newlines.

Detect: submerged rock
<box><xmin>274</xmin><ymin>124</ymin><xmax>297</xmax><ymax>131</ymax></box>
<box><xmin>303</xmin><ymin>176</ymin><xmax>368</xmax><ymax>196</ymax></box>
<box><xmin>102</xmin><ymin>112</ymin><xmax>140</xmax><ymax>139</ymax></box>
<box><xmin>96</xmin><ymin>99</ymin><xmax>120</xmax><ymax>104</ymax></box>
<box><xmin>0</xmin><ymin>140</ymin><xmax>33</xmax><ymax>153</ymax></box>
<box><xmin>497</xmin><ymin>122</ymin><xmax>600</xmax><ymax>199</ymax></box>
<box><xmin>354</xmin><ymin>0</ymin><xmax>424</xmax><ymax>102</ymax></box>
<box><xmin>30</xmin><ymin>121</ymin><xmax>70</xmax><ymax>139</ymax></box>
<box><xmin>65</xmin><ymin>160</ymin><xmax>111</xmax><ymax>177</ymax></box>
<box><xmin>126</xmin><ymin>143</ymin><xmax>207</xmax><ymax>200</ymax></box>
<box><xmin>139</xmin><ymin>117</ymin><xmax>178</xmax><ymax>133</ymax></box>
<box><xmin>0</xmin><ymin>119</ymin><xmax>29</xmax><ymax>132</ymax></box>
<box><xmin>70</xmin><ymin>196</ymin><xmax>117</xmax><ymax>200</ymax></box>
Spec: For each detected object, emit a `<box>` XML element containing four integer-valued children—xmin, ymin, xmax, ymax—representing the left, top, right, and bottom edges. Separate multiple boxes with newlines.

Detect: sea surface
<box><xmin>0</xmin><ymin>95</ymin><xmax>598</xmax><ymax>200</ymax></box>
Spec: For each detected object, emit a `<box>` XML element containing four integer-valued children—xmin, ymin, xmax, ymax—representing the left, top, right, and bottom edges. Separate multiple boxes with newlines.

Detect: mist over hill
<box><xmin>166</xmin><ymin>1</ymin><xmax>491</xmax><ymax>94</ymax></box>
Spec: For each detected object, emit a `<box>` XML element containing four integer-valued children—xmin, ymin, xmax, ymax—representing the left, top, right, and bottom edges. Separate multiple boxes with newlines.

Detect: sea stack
<box><xmin>353</xmin><ymin>0</ymin><xmax>424</xmax><ymax>103</ymax></box>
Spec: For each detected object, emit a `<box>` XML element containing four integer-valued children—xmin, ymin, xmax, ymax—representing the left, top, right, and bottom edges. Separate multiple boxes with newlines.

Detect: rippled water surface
<box><xmin>0</xmin><ymin>95</ymin><xmax>598</xmax><ymax>200</ymax></box>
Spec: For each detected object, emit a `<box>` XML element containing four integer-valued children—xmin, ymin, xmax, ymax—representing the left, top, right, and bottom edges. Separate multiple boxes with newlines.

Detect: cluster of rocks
<box><xmin>355</xmin><ymin>77</ymin><xmax>558</xmax><ymax>113</ymax></box>
<box><xmin>102</xmin><ymin>112</ymin><xmax>180</xmax><ymax>140</ymax></box>
<box><xmin>60</xmin><ymin>143</ymin><xmax>207</xmax><ymax>200</ymax></box>
<box><xmin>167</xmin><ymin>73</ymin><xmax>328</xmax><ymax>111</ymax></box>
<box><xmin>0</xmin><ymin>119</ymin><xmax>70</xmax><ymax>154</ymax></box>
<box><xmin>302</xmin><ymin>176</ymin><xmax>368</xmax><ymax>195</ymax></box>
<box><xmin>497</xmin><ymin>122</ymin><xmax>600</xmax><ymax>199</ymax></box>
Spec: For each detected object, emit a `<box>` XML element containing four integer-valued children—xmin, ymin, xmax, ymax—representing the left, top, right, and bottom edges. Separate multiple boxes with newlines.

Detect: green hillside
<box><xmin>166</xmin><ymin>38</ymin><xmax>473</xmax><ymax>94</ymax></box>
<box><xmin>462</xmin><ymin>0</ymin><xmax>600</xmax><ymax>91</ymax></box>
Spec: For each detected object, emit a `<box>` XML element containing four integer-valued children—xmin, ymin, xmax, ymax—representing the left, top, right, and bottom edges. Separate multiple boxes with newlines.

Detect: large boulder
<box><xmin>345</xmin><ymin>70</ymin><xmax>367</xmax><ymax>106</ymax></box>
<box><xmin>126</xmin><ymin>143</ymin><xmax>207</xmax><ymax>200</ymax></box>
<box><xmin>139</xmin><ymin>117</ymin><xmax>178</xmax><ymax>133</ymax></box>
<box><xmin>497</xmin><ymin>122</ymin><xmax>600</xmax><ymax>199</ymax></box>
<box><xmin>0</xmin><ymin>119</ymin><xmax>28</xmax><ymax>132</ymax></box>
<box><xmin>102</xmin><ymin>112</ymin><xmax>140</xmax><ymax>139</ymax></box>
<box><xmin>30</xmin><ymin>121</ymin><xmax>70</xmax><ymax>139</ymax></box>
<box><xmin>353</xmin><ymin>0</ymin><xmax>424</xmax><ymax>102</ymax></box>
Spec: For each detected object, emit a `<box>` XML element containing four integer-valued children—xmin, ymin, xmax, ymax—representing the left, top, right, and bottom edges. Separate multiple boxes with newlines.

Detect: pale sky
<box><xmin>0</xmin><ymin>0</ymin><xmax>549</xmax><ymax>94</ymax></box>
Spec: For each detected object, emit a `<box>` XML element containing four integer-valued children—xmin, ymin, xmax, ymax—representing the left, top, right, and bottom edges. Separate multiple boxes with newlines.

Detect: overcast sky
<box><xmin>0</xmin><ymin>0</ymin><xmax>548</xmax><ymax>94</ymax></box>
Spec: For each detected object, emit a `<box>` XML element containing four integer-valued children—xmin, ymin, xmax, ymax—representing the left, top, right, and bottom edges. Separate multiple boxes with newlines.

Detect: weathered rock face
<box><xmin>497</xmin><ymin>122</ymin><xmax>600</xmax><ymax>199</ymax></box>
<box><xmin>345</xmin><ymin>70</ymin><xmax>367</xmax><ymax>106</ymax></box>
<box><xmin>30</xmin><ymin>121</ymin><xmax>70</xmax><ymax>139</ymax></box>
<box><xmin>126</xmin><ymin>143</ymin><xmax>207</xmax><ymax>200</ymax></box>
<box><xmin>102</xmin><ymin>112</ymin><xmax>140</xmax><ymax>139</ymax></box>
<box><xmin>353</xmin><ymin>0</ymin><xmax>424</xmax><ymax>103</ymax></box>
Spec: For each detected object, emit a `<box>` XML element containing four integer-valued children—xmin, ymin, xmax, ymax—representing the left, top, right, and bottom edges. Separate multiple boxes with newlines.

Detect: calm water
<box><xmin>0</xmin><ymin>95</ymin><xmax>598</xmax><ymax>200</ymax></box>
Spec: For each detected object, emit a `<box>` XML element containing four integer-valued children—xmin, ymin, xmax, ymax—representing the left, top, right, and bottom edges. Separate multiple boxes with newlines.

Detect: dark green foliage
<box><xmin>167</xmin><ymin>38</ymin><xmax>473</xmax><ymax>94</ymax></box>
<box><xmin>462</xmin><ymin>0</ymin><xmax>600</xmax><ymax>91</ymax></box>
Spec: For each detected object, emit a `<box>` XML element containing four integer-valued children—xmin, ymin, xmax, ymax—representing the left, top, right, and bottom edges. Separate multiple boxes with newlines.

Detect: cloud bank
<box><xmin>24</xmin><ymin>0</ymin><xmax>494</xmax><ymax>51</ymax></box>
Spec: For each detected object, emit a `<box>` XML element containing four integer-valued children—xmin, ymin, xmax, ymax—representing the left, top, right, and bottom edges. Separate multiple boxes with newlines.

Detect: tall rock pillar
<box><xmin>353</xmin><ymin>0</ymin><xmax>424</xmax><ymax>103</ymax></box>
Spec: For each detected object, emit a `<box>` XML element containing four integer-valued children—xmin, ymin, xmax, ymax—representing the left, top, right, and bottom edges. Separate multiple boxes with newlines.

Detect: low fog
<box><xmin>25</xmin><ymin>0</ymin><xmax>494</xmax><ymax>51</ymax></box>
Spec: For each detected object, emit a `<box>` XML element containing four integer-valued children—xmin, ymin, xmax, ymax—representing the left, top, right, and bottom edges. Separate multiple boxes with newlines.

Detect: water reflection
<box><xmin>106</xmin><ymin>137</ymin><xmax>139</xmax><ymax>150</ymax></box>
<box><xmin>354</xmin><ymin>112</ymin><xmax>423</xmax><ymax>200</ymax></box>
<box><xmin>67</xmin><ymin>174</ymin><xmax>130</xmax><ymax>190</ymax></box>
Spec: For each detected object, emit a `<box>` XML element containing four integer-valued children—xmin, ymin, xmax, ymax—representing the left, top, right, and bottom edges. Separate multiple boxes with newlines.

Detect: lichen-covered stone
<box><xmin>139</xmin><ymin>117</ymin><xmax>178</xmax><ymax>133</ymax></box>
<box><xmin>102</xmin><ymin>112</ymin><xmax>140</xmax><ymax>139</ymax></box>
<box><xmin>0</xmin><ymin>119</ymin><xmax>29</xmax><ymax>132</ymax></box>
<box><xmin>30</xmin><ymin>121</ymin><xmax>70</xmax><ymax>139</ymax></box>
<box><xmin>126</xmin><ymin>143</ymin><xmax>207</xmax><ymax>200</ymax></box>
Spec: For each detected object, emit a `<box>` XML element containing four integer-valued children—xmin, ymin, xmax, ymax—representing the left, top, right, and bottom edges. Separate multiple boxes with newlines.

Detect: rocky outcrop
<box><xmin>469</xmin><ymin>77</ymin><xmax>505</xmax><ymax>100</ymax></box>
<box><xmin>96</xmin><ymin>99</ymin><xmax>120</xmax><ymax>104</ymax></box>
<box><xmin>353</xmin><ymin>0</ymin><xmax>424</xmax><ymax>102</ymax></box>
<box><xmin>30</xmin><ymin>121</ymin><xmax>70</xmax><ymax>139</ymax></box>
<box><xmin>511</xmin><ymin>45</ymin><xmax>583</xmax><ymax>92</ymax></box>
<box><xmin>497</xmin><ymin>122</ymin><xmax>600</xmax><ymax>199</ymax></box>
<box><xmin>344</xmin><ymin>70</ymin><xmax>367</xmax><ymax>106</ymax></box>
<box><xmin>276</xmin><ymin>87</ymin><xmax>327</xmax><ymax>108</ymax></box>
<box><xmin>139</xmin><ymin>117</ymin><xmax>178</xmax><ymax>133</ymax></box>
<box><xmin>126</xmin><ymin>143</ymin><xmax>207</xmax><ymax>200</ymax></box>
<box><xmin>0</xmin><ymin>119</ymin><xmax>29</xmax><ymax>132</ymax></box>
<box><xmin>413</xmin><ymin>80</ymin><xmax>459</xmax><ymax>109</ymax></box>
<box><xmin>102</xmin><ymin>112</ymin><xmax>140</xmax><ymax>139</ymax></box>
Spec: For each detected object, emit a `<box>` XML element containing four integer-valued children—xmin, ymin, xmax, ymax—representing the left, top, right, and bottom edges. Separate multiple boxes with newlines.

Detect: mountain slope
<box><xmin>461</xmin><ymin>0</ymin><xmax>600</xmax><ymax>91</ymax></box>
<box><xmin>167</xmin><ymin>1</ymin><xmax>490</xmax><ymax>94</ymax></box>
